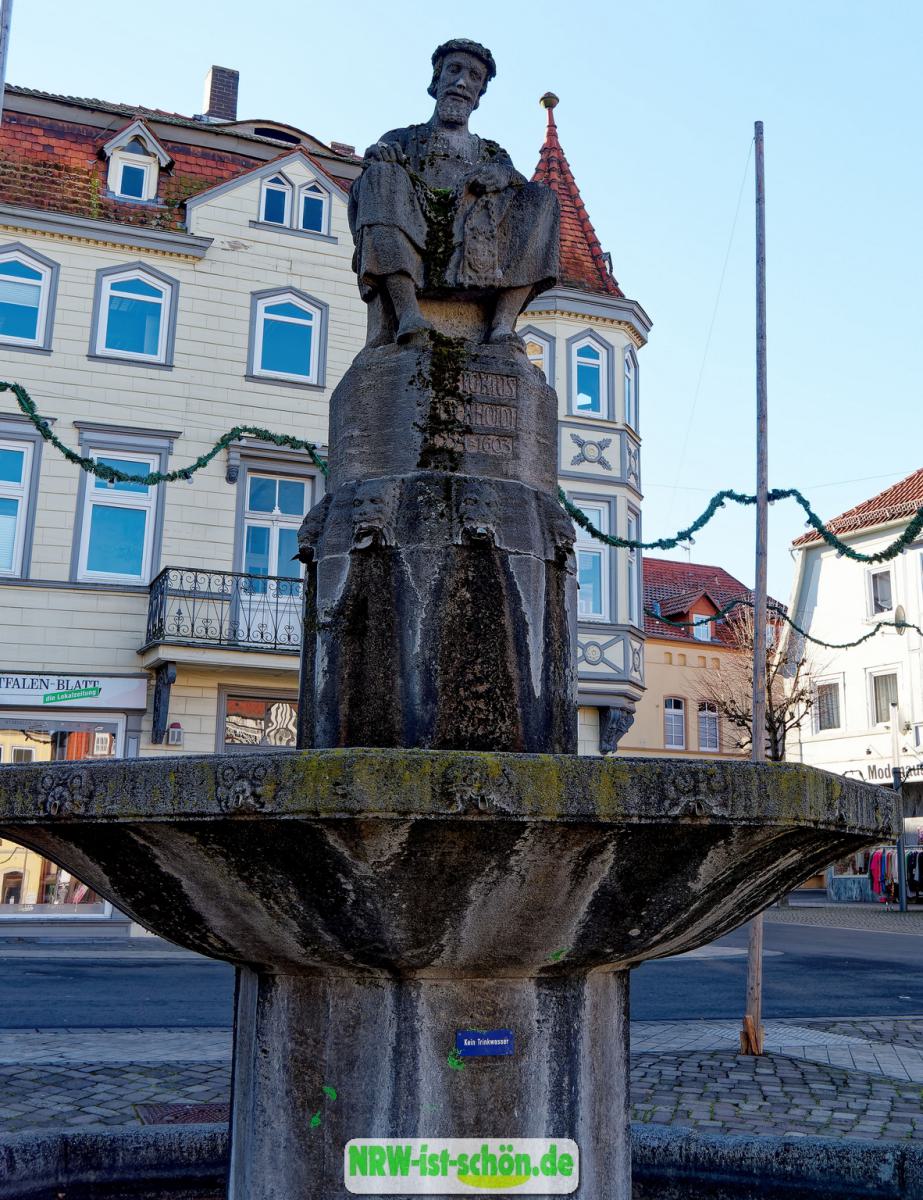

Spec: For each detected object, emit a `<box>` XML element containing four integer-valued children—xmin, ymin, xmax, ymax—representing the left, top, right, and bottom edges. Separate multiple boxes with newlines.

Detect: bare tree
<box><xmin>696</xmin><ymin>607</ymin><xmax>815</xmax><ymax>762</ymax></box>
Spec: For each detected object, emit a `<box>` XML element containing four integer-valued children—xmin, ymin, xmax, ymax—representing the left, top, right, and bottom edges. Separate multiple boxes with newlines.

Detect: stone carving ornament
<box><xmin>216</xmin><ymin>762</ymin><xmax>270</xmax><ymax>814</ymax></box>
<box><xmin>38</xmin><ymin>769</ymin><xmax>95</xmax><ymax>819</ymax></box>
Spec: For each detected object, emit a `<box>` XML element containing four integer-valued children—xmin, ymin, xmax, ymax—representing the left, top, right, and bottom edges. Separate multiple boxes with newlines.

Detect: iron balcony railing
<box><xmin>144</xmin><ymin>567</ymin><xmax>303</xmax><ymax>653</ymax></box>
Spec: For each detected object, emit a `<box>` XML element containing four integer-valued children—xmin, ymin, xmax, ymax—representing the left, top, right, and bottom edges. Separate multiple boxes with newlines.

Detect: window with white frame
<box><xmin>103</xmin><ymin>122</ymin><xmax>169</xmax><ymax>202</ymax></box>
<box><xmin>111</xmin><ymin>138</ymin><xmax>158</xmax><ymax>200</ymax></box>
<box><xmin>574</xmin><ymin>501</ymin><xmax>609</xmax><ymax>620</ymax></box>
<box><xmin>572</xmin><ymin>338</ymin><xmax>606</xmax><ymax>415</ymax></box>
<box><xmin>258</xmin><ymin>171</ymin><xmax>331</xmax><ymax>236</ymax></box>
<box><xmin>261</xmin><ymin>174</ymin><xmax>292</xmax><ymax>225</ymax></box>
<box><xmin>242</xmin><ymin>473</ymin><xmax>308</xmax><ymax>589</ymax></box>
<box><xmin>698</xmin><ymin>701</ymin><xmax>719</xmax><ymax>752</ymax></box>
<box><xmin>627</xmin><ymin>507</ymin><xmax>640</xmax><ymax>626</ymax></box>
<box><xmin>870</xmin><ymin>670</ymin><xmax>898</xmax><ymax>726</ymax></box>
<box><xmin>11</xmin><ymin>747</ymin><xmax>34</xmax><ymax>764</ymax></box>
<box><xmin>869</xmin><ymin>568</ymin><xmax>893</xmax><ymax>615</ymax></box>
<box><xmin>815</xmin><ymin>680</ymin><xmax>841</xmax><ymax>731</ymax></box>
<box><xmin>77</xmin><ymin>451</ymin><xmax>159</xmax><ymax>583</ymax></box>
<box><xmin>664</xmin><ymin>697</ymin><xmax>685</xmax><ymax>749</ymax></box>
<box><xmin>251</xmin><ymin>291</ymin><xmax>321</xmax><ymax>382</ymax></box>
<box><xmin>0</xmin><ymin>440</ymin><xmax>34</xmax><ymax>577</ymax></box>
<box><xmin>691</xmin><ymin>614</ymin><xmax>712</xmax><ymax>642</ymax></box>
<box><xmin>93</xmin><ymin>731</ymin><xmax>112</xmax><ymax>756</ymax></box>
<box><xmin>0</xmin><ymin>246</ymin><xmax>56</xmax><ymax>349</ymax></box>
<box><xmin>299</xmin><ymin>182</ymin><xmax>329</xmax><ymax>233</ymax></box>
<box><xmin>624</xmin><ymin>351</ymin><xmax>637</xmax><ymax>428</ymax></box>
<box><xmin>93</xmin><ymin>266</ymin><xmax>175</xmax><ymax>364</ymax></box>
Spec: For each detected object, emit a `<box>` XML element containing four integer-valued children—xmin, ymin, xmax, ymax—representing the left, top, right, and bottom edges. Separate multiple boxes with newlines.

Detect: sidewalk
<box><xmin>1</xmin><ymin>917</ymin><xmax>921</xmax><ymax>1142</ymax></box>
<box><xmin>2</xmin><ymin>1017</ymin><xmax>923</xmax><ymax>1141</ymax></box>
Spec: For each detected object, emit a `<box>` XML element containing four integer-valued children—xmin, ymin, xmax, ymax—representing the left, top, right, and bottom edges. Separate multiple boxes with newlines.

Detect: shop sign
<box><xmin>0</xmin><ymin>674</ymin><xmax>148</xmax><ymax>710</ymax></box>
<box><xmin>842</xmin><ymin>761</ymin><xmax>923</xmax><ymax>785</ymax></box>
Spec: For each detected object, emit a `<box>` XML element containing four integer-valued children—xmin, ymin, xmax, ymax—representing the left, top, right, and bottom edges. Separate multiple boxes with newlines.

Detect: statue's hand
<box><xmin>364</xmin><ymin>141</ymin><xmax>409</xmax><ymax>166</ymax></box>
<box><xmin>462</xmin><ymin>163</ymin><xmax>510</xmax><ymax>196</ymax></box>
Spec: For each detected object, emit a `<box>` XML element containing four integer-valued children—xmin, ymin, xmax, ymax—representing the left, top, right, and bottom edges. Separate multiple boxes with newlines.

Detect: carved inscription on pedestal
<box><xmin>431</xmin><ymin>372</ymin><xmax>519</xmax><ymax>459</ymax></box>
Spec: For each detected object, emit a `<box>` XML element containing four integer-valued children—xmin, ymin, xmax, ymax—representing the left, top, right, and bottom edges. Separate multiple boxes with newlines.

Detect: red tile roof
<box><xmin>643</xmin><ymin>557</ymin><xmax>782</xmax><ymax>645</ymax></box>
<box><xmin>0</xmin><ymin>100</ymin><xmax>353</xmax><ymax>231</ymax></box>
<box><xmin>531</xmin><ymin>94</ymin><xmax>623</xmax><ymax>298</ymax></box>
<box><xmin>0</xmin><ymin>109</ymin><xmax>262</xmax><ymax>231</ymax></box>
<box><xmin>792</xmin><ymin>467</ymin><xmax>923</xmax><ymax>547</ymax></box>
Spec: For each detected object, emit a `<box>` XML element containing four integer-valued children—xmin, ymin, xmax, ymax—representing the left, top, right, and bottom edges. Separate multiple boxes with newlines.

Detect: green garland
<box><xmin>0</xmin><ymin>381</ymin><xmax>328</xmax><ymax>484</ymax></box>
<box><xmin>2</xmin><ymin>379</ymin><xmax>920</xmax><ymax>567</ymax></box>
<box><xmin>558</xmin><ymin>486</ymin><xmax>923</xmax><ymax>565</ymax></box>
<box><xmin>647</xmin><ymin>598</ymin><xmax>923</xmax><ymax>651</ymax></box>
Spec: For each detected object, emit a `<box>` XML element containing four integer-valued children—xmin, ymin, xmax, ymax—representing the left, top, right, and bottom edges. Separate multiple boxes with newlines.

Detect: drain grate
<box><xmin>135</xmin><ymin>1101</ymin><xmax>230</xmax><ymax>1125</ymax></box>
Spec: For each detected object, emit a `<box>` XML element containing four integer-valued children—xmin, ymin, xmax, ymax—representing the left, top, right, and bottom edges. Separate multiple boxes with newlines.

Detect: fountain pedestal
<box><xmin>230</xmin><ymin>970</ymin><xmax>630</xmax><ymax>1199</ymax></box>
<box><xmin>0</xmin><ymin>749</ymin><xmax>897</xmax><ymax>1198</ymax></box>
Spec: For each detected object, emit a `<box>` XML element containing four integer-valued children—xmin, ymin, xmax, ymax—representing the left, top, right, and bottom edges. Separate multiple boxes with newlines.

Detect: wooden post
<box><xmin>891</xmin><ymin>701</ymin><xmax>907</xmax><ymax>913</ymax></box>
<box><xmin>0</xmin><ymin>0</ymin><xmax>12</xmax><ymax>127</ymax></box>
<box><xmin>741</xmin><ymin>120</ymin><xmax>768</xmax><ymax>1057</ymax></box>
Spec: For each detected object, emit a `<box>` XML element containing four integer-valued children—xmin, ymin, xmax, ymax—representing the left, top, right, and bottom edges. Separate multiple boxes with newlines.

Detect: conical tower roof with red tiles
<box><xmin>532</xmin><ymin>93</ymin><xmax>624</xmax><ymax>298</ymax></box>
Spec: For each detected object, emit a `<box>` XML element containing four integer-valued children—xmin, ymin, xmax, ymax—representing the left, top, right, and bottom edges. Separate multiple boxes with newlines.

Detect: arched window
<box><xmin>92</xmin><ymin>263</ymin><xmax>178</xmax><ymax>364</ymax></box>
<box><xmin>698</xmin><ymin>702</ymin><xmax>720</xmax><ymax>752</ymax></box>
<box><xmin>664</xmin><ymin>698</ymin><xmax>685</xmax><ymax>749</ymax></box>
<box><xmin>250</xmin><ymin>290</ymin><xmax>327</xmax><ymax>384</ymax></box>
<box><xmin>568</xmin><ymin>333</ymin><xmax>609</xmax><ymax>416</ymax></box>
<box><xmin>299</xmin><ymin>182</ymin><xmax>328</xmax><ymax>234</ymax></box>
<box><xmin>624</xmin><ymin>350</ymin><xmax>638</xmax><ymax>428</ymax></box>
<box><xmin>0</xmin><ymin>244</ymin><xmax>58</xmax><ymax>350</ymax></box>
<box><xmin>261</xmin><ymin>174</ymin><xmax>293</xmax><ymax>225</ymax></box>
<box><xmin>575</xmin><ymin>343</ymin><xmax>601</xmax><ymax>413</ymax></box>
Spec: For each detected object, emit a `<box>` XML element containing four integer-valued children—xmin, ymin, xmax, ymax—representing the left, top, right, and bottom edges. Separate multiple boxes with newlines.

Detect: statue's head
<box><xmin>428</xmin><ymin>39</ymin><xmax>496</xmax><ymax>118</ymax></box>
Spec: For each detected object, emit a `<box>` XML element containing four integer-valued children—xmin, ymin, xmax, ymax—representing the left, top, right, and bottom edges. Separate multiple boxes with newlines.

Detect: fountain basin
<box><xmin>0</xmin><ymin>751</ymin><xmax>897</xmax><ymax>1200</ymax></box>
<box><xmin>0</xmin><ymin>750</ymin><xmax>896</xmax><ymax>973</ymax></box>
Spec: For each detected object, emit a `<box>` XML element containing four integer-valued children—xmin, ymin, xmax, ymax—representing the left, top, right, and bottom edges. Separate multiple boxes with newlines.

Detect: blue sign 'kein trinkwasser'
<box><xmin>456</xmin><ymin>1029</ymin><xmax>514</xmax><ymax>1057</ymax></box>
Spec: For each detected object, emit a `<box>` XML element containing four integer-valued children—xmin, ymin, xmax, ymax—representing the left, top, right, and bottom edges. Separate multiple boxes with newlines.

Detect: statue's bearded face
<box><xmin>435</xmin><ymin>52</ymin><xmax>487</xmax><ymax>122</ymax></box>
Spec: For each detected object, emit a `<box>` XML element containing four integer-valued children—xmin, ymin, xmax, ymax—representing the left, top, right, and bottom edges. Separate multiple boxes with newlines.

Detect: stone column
<box><xmin>227</xmin><ymin>967</ymin><xmax>631</xmax><ymax>1200</ymax></box>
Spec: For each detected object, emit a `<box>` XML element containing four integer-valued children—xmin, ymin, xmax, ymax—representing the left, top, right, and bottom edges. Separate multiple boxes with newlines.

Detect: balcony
<box><xmin>142</xmin><ymin>567</ymin><xmax>303</xmax><ymax>658</ymax></box>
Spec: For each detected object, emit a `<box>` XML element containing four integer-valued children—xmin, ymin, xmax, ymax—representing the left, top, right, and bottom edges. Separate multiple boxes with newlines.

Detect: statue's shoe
<box><xmin>486</xmin><ymin>324</ymin><xmax>522</xmax><ymax>345</ymax></box>
<box><xmin>396</xmin><ymin>315</ymin><xmax>435</xmax><ymax>344</ymax></box>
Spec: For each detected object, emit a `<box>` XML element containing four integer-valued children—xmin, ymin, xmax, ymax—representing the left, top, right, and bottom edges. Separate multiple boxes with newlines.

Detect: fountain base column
<box><xmin>227</xmin><ymin>967</ymin><xmax>631</xmax><ymax>1199</ymax></box>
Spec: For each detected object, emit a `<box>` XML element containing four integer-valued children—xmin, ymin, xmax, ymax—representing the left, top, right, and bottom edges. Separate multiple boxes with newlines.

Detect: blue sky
<box><xmin>8</xmin><ymin>1</ymin><xmax>922</xmax><ymax>605</ymax></box>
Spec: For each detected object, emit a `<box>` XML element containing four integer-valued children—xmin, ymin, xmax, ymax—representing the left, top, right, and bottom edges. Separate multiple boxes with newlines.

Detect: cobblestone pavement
<box><xmin>764</xmin><ymin>905</ymin><xmax>923</xmax><ymax>933</ymax></box>
<box><xmin>2</xmin><ymin>1019</ymin><xmax>923</xmax><ymax>1139</ymax></box>
<box><xmin>0</xmin><ymin>1061</ymin><xmax>231</xmax><ymax>1133</ymax></box>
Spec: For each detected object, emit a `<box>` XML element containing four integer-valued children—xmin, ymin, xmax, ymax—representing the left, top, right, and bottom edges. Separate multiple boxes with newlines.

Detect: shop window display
<box><xmin>0</xmin><ymin>716</ymin><xmax>121</xmax><ymax>917</ymax></box>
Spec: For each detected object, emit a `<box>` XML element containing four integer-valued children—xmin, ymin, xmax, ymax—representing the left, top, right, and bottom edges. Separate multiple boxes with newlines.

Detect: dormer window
<box><xmin>116</xmin><ymin>139</ymin><xmax>153</xmax><ymax>199</ymax></box>
<box><xmin>261</xmin><ymin>175</ymin><xmax>292</xmax><ymax>225</ymax></box>
<box><xmin>103</xmin><ymin>120</ymin><xmax>172</xmax><ymax>203</ymax></box>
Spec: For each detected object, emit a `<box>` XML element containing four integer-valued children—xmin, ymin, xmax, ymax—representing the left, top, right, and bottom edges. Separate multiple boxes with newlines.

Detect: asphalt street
<box><xmin>0</xmin><ymin>919</ymin><xmax>919</xmax><ymax>1028</ymax></box>
<box><xmin>633</xmin><ymin>921</ymin><xmax>923</xmax><ymax>1020</ymax></box>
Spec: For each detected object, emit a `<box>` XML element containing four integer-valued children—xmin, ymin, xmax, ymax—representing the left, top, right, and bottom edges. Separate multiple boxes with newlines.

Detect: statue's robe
<box><xmin>348</xmin><ymin>121</ymin><xmax>559</xmax><ymax>301</ymax></box>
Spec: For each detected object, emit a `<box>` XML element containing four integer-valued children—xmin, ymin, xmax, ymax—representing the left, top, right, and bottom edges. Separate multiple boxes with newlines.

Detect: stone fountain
<box><xmin>0</xmin><ymin>38</ymin><xmax>898</xmax><ymax>1200</ymax></box>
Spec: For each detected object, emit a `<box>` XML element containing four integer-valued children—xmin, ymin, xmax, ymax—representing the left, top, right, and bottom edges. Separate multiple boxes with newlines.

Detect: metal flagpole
<box><xmin>0</xmin><ymin>0</ymin><xmax>13</xmax><ymax>127</ymax></box>
<box><xmin>741</xmin><ymin>119</ymin><xmax>768</xmax><ymax>1057</ymax></box>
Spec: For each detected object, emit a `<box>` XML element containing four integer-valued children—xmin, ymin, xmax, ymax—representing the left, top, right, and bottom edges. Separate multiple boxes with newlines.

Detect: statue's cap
<box><xmin>429</xmin><ymin>38</ymin><xmax>497</xmax><ymax>93</ymax></box>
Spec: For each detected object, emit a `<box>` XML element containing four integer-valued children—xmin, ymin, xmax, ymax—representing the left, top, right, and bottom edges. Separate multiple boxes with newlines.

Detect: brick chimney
<box><xmin>203</xmin><ymin>66</ymin><xmax>239</xmax><ymax>121</ymax></box>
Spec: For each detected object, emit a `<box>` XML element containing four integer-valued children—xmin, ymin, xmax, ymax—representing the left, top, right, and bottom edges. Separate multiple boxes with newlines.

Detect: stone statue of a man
<box><xmin>348</xmin><ymin>38</ymin><xmax>559</xmax><ymax>346</ymax></box>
